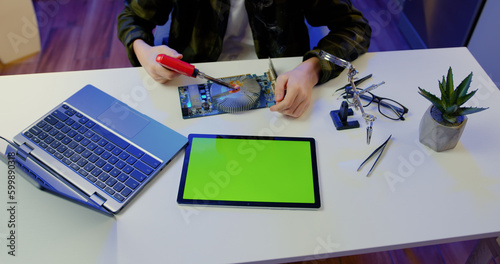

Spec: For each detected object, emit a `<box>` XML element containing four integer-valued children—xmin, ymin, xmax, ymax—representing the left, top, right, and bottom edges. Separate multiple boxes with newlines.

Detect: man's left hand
<box><xmin>270</xmin><ymin>57</ymin><xmax>321</xmax><ymax>117</ymax></box>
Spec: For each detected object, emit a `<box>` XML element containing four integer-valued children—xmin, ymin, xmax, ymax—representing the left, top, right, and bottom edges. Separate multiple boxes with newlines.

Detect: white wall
<box><xmin>468</xmin><ymin>0</ymin><xmax>500</xmax><ymax>88</ymax></box>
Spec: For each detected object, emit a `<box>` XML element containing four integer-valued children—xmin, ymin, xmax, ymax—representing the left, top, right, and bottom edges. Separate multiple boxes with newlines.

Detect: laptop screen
<box><xmin>177</xmin><ymin>134</ymin><xmax>320</xmax><ymax>208</ymax></box>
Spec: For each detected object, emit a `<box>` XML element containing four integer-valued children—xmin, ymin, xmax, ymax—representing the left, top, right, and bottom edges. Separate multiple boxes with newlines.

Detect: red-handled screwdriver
<box><xmin>156</xmin><ymin>54</ymin><xmax>239</xmax><ymax>91</ymax></box>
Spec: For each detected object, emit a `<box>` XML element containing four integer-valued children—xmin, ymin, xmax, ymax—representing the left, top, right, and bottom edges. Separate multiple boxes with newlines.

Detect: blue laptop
<box><xmin>0</xmin><ymin>85</ymin><xmax>187</xmax><ymax>214</ymax></box>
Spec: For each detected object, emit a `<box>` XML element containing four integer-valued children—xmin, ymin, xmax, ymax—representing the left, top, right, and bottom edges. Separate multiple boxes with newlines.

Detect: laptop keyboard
<box><xmin>22</xmin><ymin>104</ymin><xmax>162</xmax><ymax>203</ymax></box>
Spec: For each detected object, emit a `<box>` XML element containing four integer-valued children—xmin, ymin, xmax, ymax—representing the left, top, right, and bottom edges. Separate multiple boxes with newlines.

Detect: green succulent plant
<box><xmin>418</xmin><ymin>67</ymin><xmax>488</xmax><ymax>124</ymax></box>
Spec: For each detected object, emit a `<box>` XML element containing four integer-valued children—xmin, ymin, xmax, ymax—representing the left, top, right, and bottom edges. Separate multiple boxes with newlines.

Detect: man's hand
<box><xmin>270</xmin><ymin>57</ymin><xmax>321</xmax><ymax>117</ymax></box>
<box><xmin>133</xmin><ymin>39</ymin><xmax>183</xmax><ymax>83</ymax></box>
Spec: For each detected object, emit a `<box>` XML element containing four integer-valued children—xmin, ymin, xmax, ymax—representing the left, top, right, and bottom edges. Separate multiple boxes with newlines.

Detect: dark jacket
<box><xmin>117</xmin><ymin>0</ymin><xmax>371</xmax><ymax>84</ymax></box>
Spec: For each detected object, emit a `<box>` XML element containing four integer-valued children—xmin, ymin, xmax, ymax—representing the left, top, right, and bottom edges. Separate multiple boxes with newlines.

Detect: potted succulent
<box><xmin>418</xmin><ymin>67</ymin><xmax>488</xmax><ymax>152</ymax></box>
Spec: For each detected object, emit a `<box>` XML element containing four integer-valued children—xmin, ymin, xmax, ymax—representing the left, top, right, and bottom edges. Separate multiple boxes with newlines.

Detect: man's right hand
<box><xmin>133</xmin><ymin>39</ymin><xmax>183</xmax><ymax>83</ymax></box>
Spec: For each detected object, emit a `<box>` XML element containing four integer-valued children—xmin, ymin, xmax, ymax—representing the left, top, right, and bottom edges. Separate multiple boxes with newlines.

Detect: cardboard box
<box><xmin>0</xmin><ymin>0</ymin><xmax>41</xmax><ymax>64</ymax></box>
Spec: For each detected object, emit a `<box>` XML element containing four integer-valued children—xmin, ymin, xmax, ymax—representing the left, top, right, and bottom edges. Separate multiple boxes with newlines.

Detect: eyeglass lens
<box><xmin>358</xmin><ymin>93</ymin><xmax>406</xmax><ymax>120</ymax></box>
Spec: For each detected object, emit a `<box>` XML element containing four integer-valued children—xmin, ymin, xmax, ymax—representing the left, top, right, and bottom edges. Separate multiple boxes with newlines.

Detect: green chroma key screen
<box><xmin>177</xmin><ymin>134</ymin><xmax>320</xmax><ymax>208</ymax></box>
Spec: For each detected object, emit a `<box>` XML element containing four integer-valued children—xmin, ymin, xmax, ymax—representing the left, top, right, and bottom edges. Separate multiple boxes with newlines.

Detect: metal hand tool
<box><xmin>319</xmin><ymin>50</ymin><xmax>376</xmax><ymax>144</ymax></box>
<box><xmin>156</xmin><ymin>54</ymin><xmax>239</xmax><ymax>91</ymax></box>
<box><xmin>358</xmin><ymin>134</ymin><xmax>392</xmax><ymax>176</ymax></box>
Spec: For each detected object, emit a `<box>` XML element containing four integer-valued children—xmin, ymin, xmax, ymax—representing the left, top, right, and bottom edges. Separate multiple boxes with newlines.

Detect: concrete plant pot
<box><xmin>419</xmin><ymin>105</ymin><xmax>468</xmax><ymax>152</ymax></box>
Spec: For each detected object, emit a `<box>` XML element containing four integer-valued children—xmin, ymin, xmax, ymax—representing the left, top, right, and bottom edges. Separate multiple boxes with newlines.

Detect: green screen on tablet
<box><xmin>177</xmin><ymin>134</ymin><xmax>320</xmax><ymax>208</ymax></box>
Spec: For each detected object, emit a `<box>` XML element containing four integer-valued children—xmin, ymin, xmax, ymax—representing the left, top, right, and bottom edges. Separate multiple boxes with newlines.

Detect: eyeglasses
<box><xmin>342</xmin><ymin>89</ymin><xmax>409</xmax><ymax>121</ymax></box>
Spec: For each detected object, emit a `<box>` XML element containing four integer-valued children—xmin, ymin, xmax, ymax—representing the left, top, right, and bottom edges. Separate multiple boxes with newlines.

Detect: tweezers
<box><xmin>335</xmin><ymin>74</ymin><xmax>373</xmax><ymax>93</ymax></box>
<box><xmin>357</xmin><ymin>134</ymin><xmax>392</xmax><ymax>176</ymax></box>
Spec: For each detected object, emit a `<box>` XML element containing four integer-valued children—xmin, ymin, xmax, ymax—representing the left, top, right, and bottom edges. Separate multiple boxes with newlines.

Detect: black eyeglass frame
<box><xmin>343</xmin><ymin>89</ymin><xmax>409</xmax><ymax>121</ymax></box>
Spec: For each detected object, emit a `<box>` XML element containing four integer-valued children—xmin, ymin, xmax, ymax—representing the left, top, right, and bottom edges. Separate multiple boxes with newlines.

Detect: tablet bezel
<box><xmin>177</xmin><ymin>134</ymin><xmax>320</xmax><ymax>209</ymax></box>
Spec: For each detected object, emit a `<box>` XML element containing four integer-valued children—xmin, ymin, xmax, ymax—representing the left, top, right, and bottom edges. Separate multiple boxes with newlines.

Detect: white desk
<box><xmin>0</xmin><ymin>47</ymin><xmax>499</xmax><ymax>264</ymax></box>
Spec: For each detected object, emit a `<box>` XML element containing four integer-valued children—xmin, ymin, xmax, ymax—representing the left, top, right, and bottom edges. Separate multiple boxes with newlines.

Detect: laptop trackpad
<box><xmin>97</xmin><ymin>102</ymin><xmax>150</xmax><ymax>139</ymax></box>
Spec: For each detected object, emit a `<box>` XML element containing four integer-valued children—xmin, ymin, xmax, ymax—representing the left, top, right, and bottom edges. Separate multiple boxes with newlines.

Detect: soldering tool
<box><xmin>156</xmin><ymin>54</ymin><xmax>239</xmax><ymax>91</ymax></box>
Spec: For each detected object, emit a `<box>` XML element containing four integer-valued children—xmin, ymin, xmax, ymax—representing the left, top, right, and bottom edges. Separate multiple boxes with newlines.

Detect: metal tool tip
<box><xmin>229</xmin><ymin>85</ymin><xmax>240</xmax><ymax>93</ymax></box>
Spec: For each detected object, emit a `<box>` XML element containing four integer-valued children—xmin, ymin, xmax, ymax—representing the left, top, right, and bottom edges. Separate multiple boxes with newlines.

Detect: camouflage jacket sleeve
<box><xmin>303</xmin><ymin>0</ymin><xmax>371</xmax><ymax>85</ymax></box>
<box><xmin>117</xmin><ymin>0</ymin><xmax>371</xmax><ymax>86</ymax></box>
<box><xmin>117</xmin><ymin>0</ymin><xmax>174</xmax><ymax>66</ymax></box>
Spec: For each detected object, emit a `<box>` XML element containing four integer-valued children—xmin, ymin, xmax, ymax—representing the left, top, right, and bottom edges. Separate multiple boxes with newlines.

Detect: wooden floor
<box><xmin>0</xmin><ymin>1</ymin><xmax>496</xmax><ymax>264</ymax></box>
<box><xmin>0</xmin><ymin>0</ymin><xmax>130</xmax><ymax>75</ymax></box>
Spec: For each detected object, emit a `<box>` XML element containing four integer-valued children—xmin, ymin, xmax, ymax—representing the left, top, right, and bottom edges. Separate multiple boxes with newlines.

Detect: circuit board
<box><xmin>178</xmin><ymin>72</ymin><xmax>276</xmax><ymax>119</ymax></box>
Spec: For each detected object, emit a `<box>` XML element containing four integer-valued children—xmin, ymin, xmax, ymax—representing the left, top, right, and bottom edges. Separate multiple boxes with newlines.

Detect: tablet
<box><xmin>177</xmin><ymin>134</ymin><xmax>320</xmax><ymax>209</ymax></box>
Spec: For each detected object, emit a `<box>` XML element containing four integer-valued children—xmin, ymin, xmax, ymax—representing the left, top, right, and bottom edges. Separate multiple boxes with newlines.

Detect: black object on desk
<box><xmin>358</xmin><ymin>134</ymin><xmax>392</xmax><ymax>176</ymax></box>
<box><xmin>330</xmin><ymin>101</ymin><xmax>360</xmax><ymax>130</ymax></box>
<box><xmin>177</xmin><ymin>134</ymin><xmax>320</xmax><ymax>209</ymax></box>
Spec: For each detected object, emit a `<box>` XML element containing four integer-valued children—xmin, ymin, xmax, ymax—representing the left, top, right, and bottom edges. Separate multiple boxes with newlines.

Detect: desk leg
<box><xmin>466</xmin><ymin>237</ymin><xmax>500</xmax><ymax>264</ymax></box>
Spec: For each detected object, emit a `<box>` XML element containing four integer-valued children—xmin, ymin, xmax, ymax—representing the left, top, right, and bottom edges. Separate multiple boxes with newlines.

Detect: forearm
<box><xmin>132</xmin><ymin>39</ymin><xmax>150</xmax><ymax>62</ymax></box>
<box><xmin>299</xmin><ymin>57</ymin><xmax>321</xmax><ymax>87</ymax></box>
